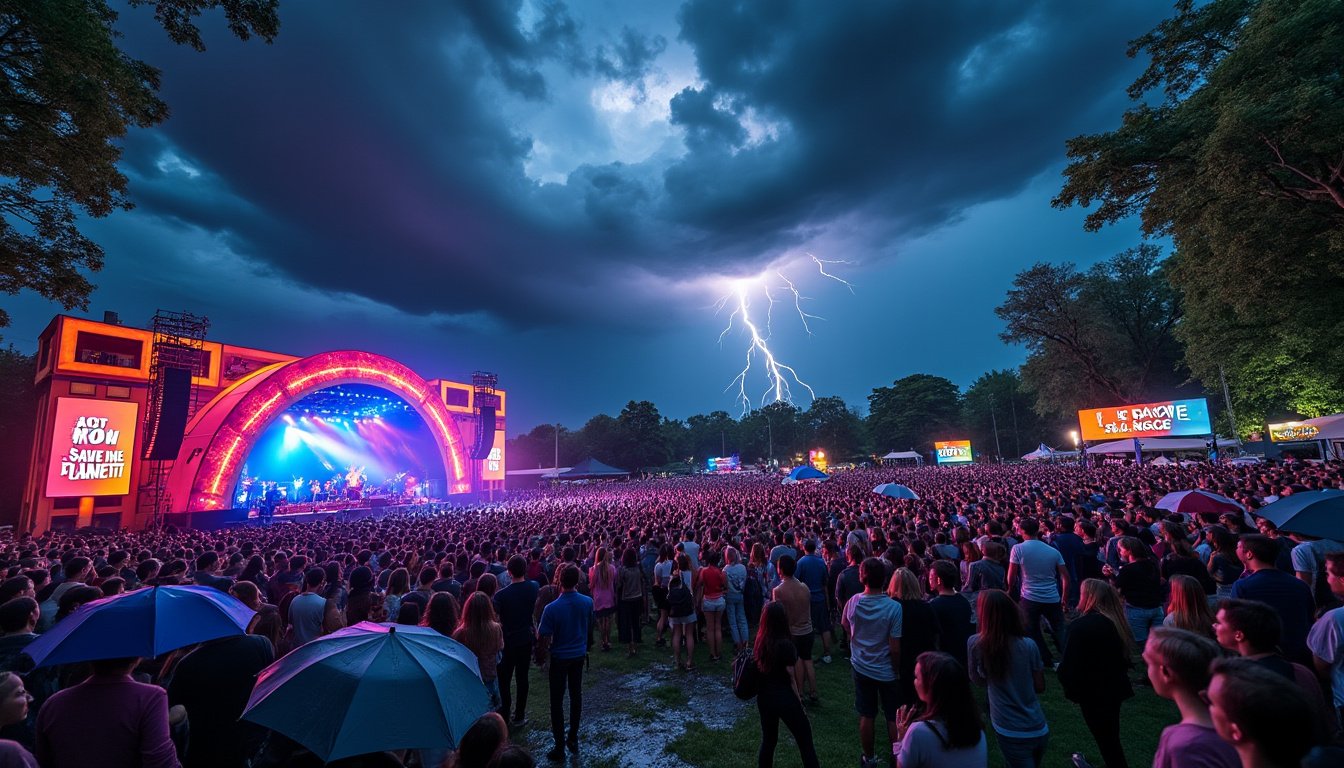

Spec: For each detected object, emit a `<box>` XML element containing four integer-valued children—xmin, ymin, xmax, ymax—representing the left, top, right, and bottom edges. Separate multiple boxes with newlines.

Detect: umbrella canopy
<box><xmin>24</xmin><ymin>585</ymin><xmax>254</xmax><ymax>668</ymax></box>
<box><xmin>1254</xmin><ymin>490</ymin><xmax>1344</xmax><ymax>540</ymax></box>
<box><xmin>872</xmin><ymin>483</ymin><xmax>920</xmax><ymax>500</ymax></box>
<box><xmin>786</xmin><ymin>465</ymin><xmax>828</xmax><ymax>482</ymax></box>
<box><xmin>242</xmin><ymin>622</ymin><xmax>490</xmax><ymax>762</ymax></box>
<box><xmin>1155</xmin><ymin>490</ymin><xmax>1245</xmax><ymax>517</ymax></box>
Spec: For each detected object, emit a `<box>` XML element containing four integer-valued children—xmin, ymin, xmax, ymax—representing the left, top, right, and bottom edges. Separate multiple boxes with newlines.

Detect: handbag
<box><xmin>732</xmin><ymin>648</ymin><xmax>759</xmax><ymax>700</ymax></box>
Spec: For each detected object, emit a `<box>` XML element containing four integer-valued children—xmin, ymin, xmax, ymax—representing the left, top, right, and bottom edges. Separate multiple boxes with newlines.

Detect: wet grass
<box><xmin>510</xmin><ymin>629</ymin><xmax>1179</xmax><ymax>767</ymax></box>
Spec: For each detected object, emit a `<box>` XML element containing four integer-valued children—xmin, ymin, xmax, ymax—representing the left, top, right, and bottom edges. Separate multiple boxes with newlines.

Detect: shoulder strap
<box><xmin>923</xmin><ymin>720</ymin><xmax>950</xmax><ymax>749</ymax></box>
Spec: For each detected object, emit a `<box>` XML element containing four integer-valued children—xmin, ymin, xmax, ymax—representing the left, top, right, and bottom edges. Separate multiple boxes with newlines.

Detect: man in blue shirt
<box><xmin>537</xmin><ymin>564</ymin><xmax>593</xmax><ymax>761</ymax></box>
<box><xmin>494</xmin><ymin>555</ymin><xmax>540</xmax><ymax>728</ymax></box>
<box><xmin>795</xmin><ymin>539</ymin><xmax>834</xmax><ymax>664</ymax></box>
<box><xmin>1230</xmin><ymin>534</ymin><xmax>1315</xmax><ymax>665</ymax></box>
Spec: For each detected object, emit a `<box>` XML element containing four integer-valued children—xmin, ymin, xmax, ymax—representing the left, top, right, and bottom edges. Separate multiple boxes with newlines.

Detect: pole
<box><xmin>1010</xmin><ymin>395</ymin><xmax>1021</xmax><ymax>458</ymax></box>
<box><xmin>721</xmin><ymin>429</ymin><xmax>725</xmax><ymax>457</ymax></box>
<box><xmin>554</xmin><ymin>423</ymin><xmax>559</xmax><ymax>470</ymax></box>
<box><xmin>1219</xmin><ymin>365</ymin><xmax>1240</xmax><ymax>439</ymax></box>
<box><xmin>989</xmin><ymin>393</ymin><xmax>1002</xmax><ymax>461</ymax></box>
<box><xmin>767</xmin><ymin>418</ymin><xmax>773</xmax><ymax>464</ymax></box>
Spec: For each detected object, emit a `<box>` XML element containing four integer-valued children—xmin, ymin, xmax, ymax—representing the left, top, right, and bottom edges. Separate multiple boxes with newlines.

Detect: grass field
<box><xmin>511</xmin><ymin>631</ymin><xmax>1180</xmax><ymax>768</ymax></box>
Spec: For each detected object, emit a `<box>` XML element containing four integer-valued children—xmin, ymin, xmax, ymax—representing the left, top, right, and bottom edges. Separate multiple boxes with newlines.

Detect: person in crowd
<box><xmin>192</xmin><ymin>552</ymin><xmax>233</xmax><ymax>592</ymax></box>
<box><xmin>287</xmin><ymin>567</ymin><xmax>334</xmax><ymax>648</ymax></box>
<box><xmin>615</xmin><ymin>547</ymin><xmax>645</xmax><ymax>658</ymax></box>
<box><xmin>752</xmin><ymin>601</ymin><xmax>820</xmax><ymax>768</ymax></box>
<box><xmin>1206</xmin><ymin>656</ymin><xmax>1319</xmax><ymax>768</ymax></box>
<box><xmin>451</xmin><ymin>711</ymin><xmax>509</xmax><ymax>768</ymax></box>
<box><xmin>1164</xmin><ymin>574</ymin><xmax>1216</xmax><ymax>638</ymax></box>
<box><xmin>1103</xmin><ymin>536</ymin><xmax>1164</xmax><ymax>649</ymax></box>
<box><xmin>928</xmin><ymin>560</ymin><xmax>972</xmax><ymax>669</ymax></box>
<box><xmin>382</xmin><ymin>567</ymin><xmax>410</xmax><ymax>621</ymax></box>
<box><xmin>166</xmin><ymin>624</ymin><xmax>275</xmax><ymax>768</ymax></box>
<box><xmin>494</xmin><ymin>555</ymin><xmax>539</xmax><ymax>727</ymax></box>
<box><xmin>723</xmin><ymin>546</ymin><xmax>750</xmax><ymax>654</ymax></box>
<box><xmin>1007</xmin><ymin>518</ymin><xmax>1069</xmax><ymax>670</ymax></box>
<box><xmin>1057</xmin><ymin>579</ymin><xmax>1133</xmax><ymax>768</ymax></box>
<box><xmin>794</xmin><ymin>539</ymin><xmax>834</xmax><ymax>665</ymax></box>
<box><xmin>0</xmin><ymin>672</ymin><xmax>35</xmax><ymax>768</ymax></box>
<box><xmin>772</xmin><ymin>555</ymin><xmax>818</xmax><ymax>704</ymax></box>
<box><xmin>536</xmin><ymin>565</ymin><xmax>591</xmax><ymax>762</ymax></box>
<box><xmin>1212</xmin><ymin>598</ymin><xmax>1337</xmax><ymax>739</ymax></box>
<box><xmin>1143</xmin><ymin>627</ymin><xmax>1240</xmax><ymax>768</ymax></box>
<box><xmin>699</xmin><ymin>550</ymin><xmax>727</xmax><ymax>662</ymax></box>
<box><xmin>888</xmin><ymin>567</ymin><xmax>937</xmax><ymax>706</ymax></box>
<box><xmin>1308</xmin><ymin>550</ymin><xmax>1344</xmax><ymax>734</ymax></box>
<box><xmin>587</xmin><ymin>547</ymin><xmax>617</xmax><ymax>653</ymax></box>
<box><xmin>1289</xmin><ymin>531</ymin><xmax>1344</xmax><ymax>610</ymax></box>
<box><xmin>344</xmin><ymin>565</ymin><xmax>379</xmax><ymax>625</ymax></box>
<box><xmin>455</xmin><ymin>592</ymin><xmax>504</xmax><ymax>711</ymax></box>
<box><xmin>1158</xmin><ymin>522</ymin><xmax>1215</xmax><ymax>595</ymax></box>
<box><xmin>421</xmin><ymin>591</ymin><xmax>460</xmax><ymax>637</ymax></box>
<box><xmin>894</xmin><ymin>652</ymin><xmax>986</xmax><ymax>768</ymax></box>
<box><xmin>651</xmin><ymin>544</ymin><xmax>674</xmax><ymax>647</ymax></box>
<box><xmin>842</xmin><ymin>557</ymin><xmax>902</xmax><ymax>768</ymax></box>
<box><xmin>35</xmin><ymin>657</ymin><xmax>180</xmax><ymax>768</ymax></box>
<box><xmin>1229</xmin><ymin>534</ymin><xmax>1316</xmax><ymax>665</ymax></box>
<box><xmin>969</xmin><ymin>589</ymin><xmax>1048</xmax><ymax>768</ymax></box>
<box><xmin>666</xmin><ymin>561</ymin><xmax>698</xmax><ymax>671</ymax></box>
<box><xmin>1205</xmin><ymin>526</ymin><xmax>1244</xmax><ymax>601</ymax></box>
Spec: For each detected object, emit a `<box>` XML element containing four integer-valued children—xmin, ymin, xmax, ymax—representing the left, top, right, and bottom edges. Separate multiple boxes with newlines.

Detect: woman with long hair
<box><xmin>421</xmin><ymin>591</ymin><xmax>461</xmax><ymax>637</ymax></box>
<box><xmin>1158</xmin><ymin>522</ymin><xmax>1215</xmax><ymax>595</ymax></box>
<box><xmin>1164</xmin><ymin>574</ymin><xmax>1216</xmax><ymax>638</ymax></box>
<box><xmin>455</xmin><ymin>592</ymin><xmax>505</xmax><ymax>710</ymax></box>
<box><xmin>746</xmin><ymin>542</ymin><xmax>770</xmax><ymax>631</ymax></box>
<box><xmin>699</xmin><ymin>549</ymin><xmax>727</xmax><ymax>662</ymax></box>
<box><xmin>343</xmin><ymin>565</ymin><xmax>377</xmax><ymax>625</ymax></box>
<box><xmin>888</xmin><ymin>567</ymin><xmax>937</xmax><ymax>706</ymax></box>
<box><xmin>753</xmin><ymin>602</ymin><xmax>820</xmax><ymax>768</ymax></box>
<box><xmin>667</xmin><ymin>553</ymin><xmax>699</xmax><ymax>670</ymax></box>
<box><xmin>589</xmin><ymin>547</ymin><xmax>617</xmax><ymax>652</ymax></box>
<box><xmin>1204</xmin><ymin>526</ymin><xmax>1243</xmax><ymax>601</ymax></box>
<box><xmin>894</xmin><ymin>652</ymin><xmax>986</xmax><ymax>768</ymax></box>
<box><xmin>969</xmin><ymin>590</ymin><xmax>1049</xmax><ymax>768</ymax></box>
<box><xmin>723</xmin><ymin>546</ymin><xmax>750</xmax><ymax>653</ymax></box>
<box><xmin>615</xmin><ymin>547</ymin><xmax>645</xmax><ymax>657</ymax></box>
<box><xmin>383</xmin><ymin>567</ymin><xmax>411</xmax><ymax>621</ymax></box>
<box><xmin>1057</xmin><ymin>579</ymin><xmax>1134</xmax><ymax>768</ymax></box>
<box><xmin>1105</xmin><ymin>536</ymin><xmax>1164</xmax><ymax>647</ymax></box>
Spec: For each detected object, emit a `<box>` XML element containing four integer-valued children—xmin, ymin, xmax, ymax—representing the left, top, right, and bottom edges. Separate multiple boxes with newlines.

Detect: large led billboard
<box><xmin>708</xmin><ymin>455</ymin><xmax>740</xmax><ymax>472</ymax></box>
<box><xmin>1267</xmin><ymin>421</ymin><xmax>1320</xmax><ymax>442</ymax></box>
<box><xmin>45</xmin><ymin>398</ymin><xmax>139</xmax><ymax>497</ymax></box>
<box><xmin>934</xmin><ymin>440</ymin><xmax>973</xmax><ymax>465</ymax></box>
<box><xmin>1077</xmin><ymin>398</ymin><xmax>1211</xmax><ymax>441</ymax></box>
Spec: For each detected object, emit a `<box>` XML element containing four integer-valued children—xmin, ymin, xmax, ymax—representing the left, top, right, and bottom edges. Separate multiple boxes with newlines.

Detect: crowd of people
<box><xmin>0</xmin><ymin>459</ymin><xmax>1342</xmax><ymax>767</ymax></box>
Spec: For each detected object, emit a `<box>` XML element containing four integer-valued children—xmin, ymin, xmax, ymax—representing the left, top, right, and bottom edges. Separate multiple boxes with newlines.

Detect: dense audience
<box><xmin>0</xmin><ymin>459</ymin><xmax>1341</xmax><ymax>767</ymax></box>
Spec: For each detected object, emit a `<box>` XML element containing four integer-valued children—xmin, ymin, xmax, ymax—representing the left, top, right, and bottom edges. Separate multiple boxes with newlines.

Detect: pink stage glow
<box><xmin>181</xmin><ymin>351</ymin><xmax>469</xmax><ymax>512</ymax></box>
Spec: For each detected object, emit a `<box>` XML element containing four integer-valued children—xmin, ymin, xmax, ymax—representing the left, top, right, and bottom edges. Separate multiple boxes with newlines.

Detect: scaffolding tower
<box><xmin>141</xmin><ymin>310</ymin><xmax>210</xmax><ymax>526</ymax></box>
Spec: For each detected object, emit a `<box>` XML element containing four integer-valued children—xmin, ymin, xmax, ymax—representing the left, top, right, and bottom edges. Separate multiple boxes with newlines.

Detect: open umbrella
<box><xmin>1154</xmin><ymin>490</ymin><xmax>1244</xmax><ymax>518</ymax></box>
<box><xmin>242</xmin><ymin>622</ymin><xmax>490</xmax><ymax>762</ymax></box>
<box><xmin>1254</xmin><ymin>490</ymin><xmax>1344</xmax><ymax>540</ymax></box>
<box><xmin>786</xmin><ymin>466</ymin><xmax>828</xmax><ymax>482</ymax></box>
<box><xmin>24</xmin><ymin>585</ymin><xmax>255</xmax><ymax>668</ymax></box>
<box><xmin>872</xmin><ymin>483</ymin><xmax>920</xmax><ymax>500</ymax></box>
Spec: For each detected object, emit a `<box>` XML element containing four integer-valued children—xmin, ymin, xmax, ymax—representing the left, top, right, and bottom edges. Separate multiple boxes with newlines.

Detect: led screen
<box><xmin>45</xmin><ymin>397</ymin><xmax>139</xmax><ymax>497</ymax></box>
<box><xmin>1077</xmin><ymin>398</ymin><xmax>1211</xmax><ymax>441</ymax></box>
<box><xmin>934</xmin><ymin>440</ymin><xmax>973</xmax><ymax>465</ymax></box>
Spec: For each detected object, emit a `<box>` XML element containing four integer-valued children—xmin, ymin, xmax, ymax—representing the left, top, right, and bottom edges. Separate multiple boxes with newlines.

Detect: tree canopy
<box><xmin>0</xmin><ymin>0</ymin><xmax>279</xmax><ymax>328</ymax></box>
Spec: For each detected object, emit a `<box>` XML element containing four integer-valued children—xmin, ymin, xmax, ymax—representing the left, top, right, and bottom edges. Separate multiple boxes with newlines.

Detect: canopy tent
<box><xmin>1272</xmin><ymin>413</ymin><xmax>1344</xmax><ymax>441</ymax></box>
<box><xmin>554</xmin><ymin>458</ymin><xmax>630</xmax><ymax>480</ymax></box>
<box><xmin>1086</xmin><ymin>437</ymin><xmax>1239</xmax><ymax>455</ymax></box>
<box><xmin>783</xmin><ymin>465</ymin><xmax>829</xmax><ymax>484</ymax></box>
<box><xmin>880</xmin><ymin>451</ymin><xmax>924</xmax><ymax>465</ymax></box>
<box><xmin>1020</xmin><ymin>443</ymin><xmax>1079</xmax><ymax>462</ymax></box>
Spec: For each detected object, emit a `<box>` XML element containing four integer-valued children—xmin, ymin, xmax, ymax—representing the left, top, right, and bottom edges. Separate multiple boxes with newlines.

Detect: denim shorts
<box><xmin>702</xmin><ymin>596</ymin><xmax>726</xmax><ymax>612</ymax></box>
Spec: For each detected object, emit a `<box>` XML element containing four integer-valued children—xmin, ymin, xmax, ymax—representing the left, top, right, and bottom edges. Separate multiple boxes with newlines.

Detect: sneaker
<box><xmin>545</xmin><ymin>747</ymin><xmax>565</xmax><ymax>761</ymax></box>
<box><xmin>859</xmin><ymin>754</ymin><xmax>881</xmax><ymax>768</ymax></box>
<box><xmin>566</xmin><ymin>736</ymin><xmax>580</xmax><ymax>754</ymax></box>
<box><xmin>822</xmin><ymin>654</ymin><xmax>833</xmax><ymax>664</ymax></box>
<box><xmin>510</xmin><ymin>716</ymin><xmax>527</xmax><ymax>729</ymax></box>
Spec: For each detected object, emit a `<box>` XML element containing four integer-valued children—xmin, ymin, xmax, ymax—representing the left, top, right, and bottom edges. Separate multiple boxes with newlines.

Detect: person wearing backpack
<box><xmin>667</xmin><ymin>554</ymin><xmax>699</xmax><ymax>670</ymax></box>
<box><xmin>753</xmin><ymin>601</ymin><xmax>821</xmax><ymax>768</ymax></box>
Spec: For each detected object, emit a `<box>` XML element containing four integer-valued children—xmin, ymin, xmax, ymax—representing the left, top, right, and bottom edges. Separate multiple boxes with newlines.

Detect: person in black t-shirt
<box><xmin>493</xmin><ymin>555</ymin><xmax>539</xmax><ymax>728</ymax></box>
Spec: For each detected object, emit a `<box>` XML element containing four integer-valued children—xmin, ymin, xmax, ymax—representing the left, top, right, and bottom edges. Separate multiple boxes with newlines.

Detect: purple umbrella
<box><xmin>1154</xmin><ymin>490</ymin><xmax>1245</xmax><ymax>518</ymax></box>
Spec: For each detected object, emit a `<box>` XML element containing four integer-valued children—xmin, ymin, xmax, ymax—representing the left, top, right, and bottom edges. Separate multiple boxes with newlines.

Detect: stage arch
<box><xmin>165</xmin><ymin>350</ymin><xmax>470</xmax><ymax>513</ymax></box>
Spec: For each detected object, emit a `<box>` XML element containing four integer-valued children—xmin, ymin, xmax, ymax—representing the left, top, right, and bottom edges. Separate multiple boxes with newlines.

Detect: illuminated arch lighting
<box><xmin>187</xmin><ymin>351</ymin><xmax>469</xmax><ymax>512</ymax></box>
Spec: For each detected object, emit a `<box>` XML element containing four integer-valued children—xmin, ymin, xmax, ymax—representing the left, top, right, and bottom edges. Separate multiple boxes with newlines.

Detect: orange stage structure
<box><xmin>20</xmin><ymin>315</ymin><xmax>505</xmax><ymax>532</ymax></box>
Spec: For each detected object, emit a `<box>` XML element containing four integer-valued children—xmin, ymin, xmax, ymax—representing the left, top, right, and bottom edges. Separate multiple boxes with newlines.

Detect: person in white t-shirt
<box><xmin>1007</xmin><ymin>518</ymin><xmax>1069</xmax><ymax>669</ymax></box>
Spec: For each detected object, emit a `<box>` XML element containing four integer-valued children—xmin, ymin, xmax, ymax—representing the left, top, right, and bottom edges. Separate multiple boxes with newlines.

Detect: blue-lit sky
<box><xmin>5</xmin><ymin>1</ymin><xmax>1166</xmax><ymax>434</ymax></box>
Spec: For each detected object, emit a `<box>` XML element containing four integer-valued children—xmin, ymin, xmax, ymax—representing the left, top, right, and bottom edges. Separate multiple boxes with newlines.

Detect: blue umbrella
<box><xmin>872</xmin><ymin>483</ymin><xmax>920</xmax><ymax>500</ymax></box>
<box><xmin>24</xmin><ymin>585</ymin><xmax>255</xmax><ymax>668</ymax></box>
<box><xmin>242</xmin><ymin>622</ymin><xmax>490</xmax><ymax>762</ymax></box>
<box><xmin>1254</xmin><ymin>489</ymin><xmax>1344</xmax><ymax>540</ymax></box>
<box><xmin>786</xmin><ymin>465</ymin><xmax>829</xmax><ymax>482</ymax></box>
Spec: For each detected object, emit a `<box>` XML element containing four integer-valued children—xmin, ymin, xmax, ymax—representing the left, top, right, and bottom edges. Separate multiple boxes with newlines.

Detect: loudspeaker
<box><xmin>470</xmin><ymin>406</ymin><xmax>496</xmax><ymax>460</ymax></box>
<box><xmin>144</xmin><ymin>366</ymin><xmax>192</xmax><ymax>460</ymax></box>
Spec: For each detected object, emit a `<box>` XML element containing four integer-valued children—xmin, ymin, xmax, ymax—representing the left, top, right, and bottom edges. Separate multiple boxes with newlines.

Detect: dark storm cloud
<box><xmin>103</xmin><ymin>0</ymin><xmax>1173</xmax><ymax>333</ymax></box>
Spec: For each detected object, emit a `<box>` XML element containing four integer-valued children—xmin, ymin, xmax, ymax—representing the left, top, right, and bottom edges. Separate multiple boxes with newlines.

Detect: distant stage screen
<box><xmin>45</xmin><ymin>398</ymin><xmax>140</xmax><ymax>497</ymax></box>
<box><xmin>1077</xmin><ymin>398</ymin><xmax>1211</xmax><ymax>441</ymax></box>
<box><xmin>707</xmin><ymin>455</ymin><xmax>740</xmax><ymax>472</ymax></box>
<box><xmin>934</xmin><ymin>440</ymin><xmax>973</xmax><ymax>465</ymax></box>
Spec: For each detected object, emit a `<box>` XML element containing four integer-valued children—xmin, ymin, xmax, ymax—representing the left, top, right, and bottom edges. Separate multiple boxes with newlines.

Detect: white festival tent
<box><xmin>1021</xmin><ymin>443</ymin><xmax>1079</xmax><ymax>461</ymax></box>
<box><xmin>881</xmin><ymin>451</ymin><xmax>924</xmax><ymax>464</ymax></box>
<box><xmin>1086</xmin><ymin>437</ymin><xmax>1240</xmax><ymax>455</ymax></box>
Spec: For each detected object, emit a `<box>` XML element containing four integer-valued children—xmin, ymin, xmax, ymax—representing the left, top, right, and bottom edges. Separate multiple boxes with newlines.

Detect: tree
<box><xmin>996</xmin><ymin>247</ymin><xmax>1185</xmax><ymax>418</ymax></box>
<box><xmin>660</xmin><ymin>417</ymin><xmax>691</xmax><ymax>464</ymax></box>
<box><xmin>803</xmin><ymin>395</ymin><xmax>864</xmax><ymax>460</ymax></box>
<box><xmin>686</xmin><ymin>410</ymin><xmax>737</xmax><ymax>461</ymax></box>
<box><xmin>867</xmin><ymin>374</ymin><xmax>961</xmax><ymax>453</ymax></box>
<box><xmin>616</xmin><ymin>400</ymin><xmax>669</xmax><ymax>470</ymax></box>
<box><xmin>0</xmin><ymin>1</ymin><xmax>279</xmax><ymax>326</ymax></box>
<box><xmin>1053</xmin><ymin>0</ymin><xmax>1344</xmax><ymax>428</ymax></box>
<box><xmin>960</xmin><ymin>370</ymin><xmax>1050</xmax><ymax>460</ymax></box>
<box><xmin>576</xmin><ymin>414</ymin><xmax>624</xmax><ymax>468</ymax></box>
<box><xmin>505</xmin><ymin>423</ymin><xmax>577</xmax><ymax>471</ymax></box>
<box><xmin>0</xmin><ymin>347</ymin><xmax>36</xmax><ymax>524</ymax></box>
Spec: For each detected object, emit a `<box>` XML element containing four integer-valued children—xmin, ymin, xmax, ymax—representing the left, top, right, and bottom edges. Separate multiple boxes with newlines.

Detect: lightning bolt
<box><xmin>810</xmin><ymin>253</ymin><xmax>856</xmax><ymax>293</ymax></box>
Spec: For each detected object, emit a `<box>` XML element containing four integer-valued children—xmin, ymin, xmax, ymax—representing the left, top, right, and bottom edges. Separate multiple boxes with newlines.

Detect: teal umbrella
<box><xmin>1254</xmin><ymin>489</ymin><xmax>1344</xmax><ymax>540</ymax></box>
<box><xmin>872</xmin><ymin>483</ymin><xmax>920</xmax><ymax>500</ymax></box>
<box><xmin>241</xmin><ymin>622</ymin><xmax>490</xmax><ymax>762</ymax></box>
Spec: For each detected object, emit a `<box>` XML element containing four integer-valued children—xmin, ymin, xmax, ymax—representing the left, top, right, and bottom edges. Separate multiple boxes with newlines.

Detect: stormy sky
<box><xmin>6</xmin><ymin>0</ymin><xmax>1169</xmax><ymax>434</ymax></box>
